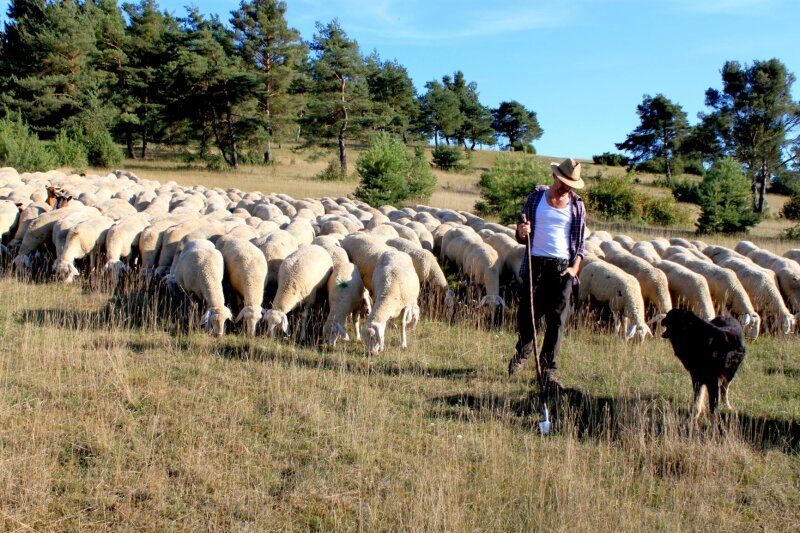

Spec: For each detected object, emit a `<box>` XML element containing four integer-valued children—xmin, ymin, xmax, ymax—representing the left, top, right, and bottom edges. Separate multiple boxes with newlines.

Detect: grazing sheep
<box><xmin>53</xmin><ymin>215</ymin><xmax>115</xmax><ymax>283</ymax></box>
<box><xmin>463</xmin><ymin>241</ymin><xmax>506</xmax><ymax>308</ymax></box>
<box><xmin>284</xmin><ymin>218</ymin><xmax>315</xmax><ymax>246</ymax></box>
<box><xmin>8</xmin><ymin>202</ymin><xmax>50</xmax><ymax>249</ymax></box>
<box><xmin>603</xmin><ymin>251</ymin><xmax>672</xmax><ymax>325</ymax></box>
<box><xmin>583</xmin><ymin>240</ymin><xmax>605</xmax><ymax>261</ymax></box>
<box><xmin>578</xmin><ymin>260</ymin><xmax>652</xmax><ymax>341</ymax></box>
<box><xmin>167</xmin><ymin>240</ymin><xmax>232</xmax><ymax>337</ymax></box>
<box><xmin>14</xmin><ymin>206</ymin><xmax>99</xmax><ymax>268</ymax></box>
<box><xmin>324</xmin><ymin>261</ymin><xmax>371</xmax><ymax>346</ymax></box>
<box><xmin>103</xmin><ymin>213</ymin><xmax>152</xmax><ymax>280</ymax></box>
<box><xmin>137</xmin><ymin>215</ymin><xmax>193</xmax><ymax>273</ymax></box>
<box><xmin>599</xmin><ymin>240</ymin><xmax>627</xmax><ymax>256</ymax></box>
<box><xmin>312</xmin><ymin>235</ymin><xmax>350</xmax><ymax>267</ymax></box>
<box><xmin>630</xmin><ymin>241</ymin><xmax>661</xmax><ymax>264</ymax></box>
<box><xmin>586</xmin><ymin>229</ymin><xmax>612</xmax><ymax>242</ymax></box>
<box><xmin>739</xmin><ymin>246</ymin><xmax>800</xmax><ymax>313</ymax></box>
<box><xmin>669</xmin><ymin>238</ymin><xmax>695</xmax><ymax>249</ymax></box>
<box><xmin>666</xmin><ymin>251</ymin><xmax>760</xmax><ymax>338</ymax></box>
<box><xmin>654</xmin><ymin>260</ymin><xmax>716</xmax><ymax>321</ymax></box>
<box><xmin>384</xmin><ymin>237</ymin><xmax>452</xmax><ymax>305</ymax></box>
<box><xmin>217</xmin><ymin>238</ymin><xmax>268</xmax><ymax>337</ymax></box>
<box><xmin>252</xmin><ymin>229</ymin><xmax>299</xmax><ymax>288</ymax></box>
<box><xmin>401</xmin><ymin>220</ymin><xmax>435</xmax><ymax>251</ymax></box>
<box><xmin>612</xmin><ymin>234</ymin><xmax>636</xmax><ymax>250</ymax></box>
<box><xmin>650</xmin><ymin>238</ymin><xmax>670</xmax><ymax>255</ymax></box>
<box><xmin>340</xmin><ymin>233</ymin><xmax>392</xmax><ymax>294</ymax></box>
<box><xmin>262</xmin><ymin>245</ymin><xmax>333</xmax><ymax>339</ymax></box>
<box><xmin>710</xmin><ymin>255</ymin><xmax>795</xmax><ymax>334</ymax></box>
<box><xmin>0</xmin><ymin>200</ymin><xmax>19</xmax><ymax>243</ymax></box>
<box><xmin>363</xmin><ymin>249</ymin><xmax>421</xmax><ymax>354</ymax></box>
<box><xmin>784</xmin><ymin>249</ymin><xmax>800</xmax><ymax>265</ymax></box>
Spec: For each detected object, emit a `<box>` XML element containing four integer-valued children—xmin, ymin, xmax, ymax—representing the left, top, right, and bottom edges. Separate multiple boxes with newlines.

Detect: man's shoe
<box><xmin>542</xmin><ymin>371</ymin><xmax>564</xmax><ymax>392</ymax></box>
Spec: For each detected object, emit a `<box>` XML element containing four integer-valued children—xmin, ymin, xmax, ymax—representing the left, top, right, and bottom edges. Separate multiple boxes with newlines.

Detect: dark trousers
<box><xmin>514</xmin><ymin>257</ymin><xmax>574</xmax><ymax>371</ymax></box>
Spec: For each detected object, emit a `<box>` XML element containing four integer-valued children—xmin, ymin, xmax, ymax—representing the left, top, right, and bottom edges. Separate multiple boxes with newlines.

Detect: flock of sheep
<box><xmin>1</xmin><ymin>167</ymin><xmax>799</xmax><ymax>355</ymax></box>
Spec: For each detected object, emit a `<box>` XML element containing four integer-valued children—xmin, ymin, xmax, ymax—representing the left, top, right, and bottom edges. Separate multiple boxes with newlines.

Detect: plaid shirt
<box><xmin>516</xmin><ymin>185</ymin><xmax>586</xmax><ymax>277</ymax></box>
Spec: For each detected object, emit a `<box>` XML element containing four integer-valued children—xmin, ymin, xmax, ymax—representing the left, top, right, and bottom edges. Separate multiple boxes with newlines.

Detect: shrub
<box><xmin>782</xmin><ymin>223</ymin><xmax>800</xmax><ymax>240</ymax></box>
<box><xmin>592</xmin><ymin>152</ymin><xmax>628</xmax><ymax>166</ymax></box>
<box><xmin>354</xmin><ymin>134</ymin><xmax>436</xmax><ymax>207</ymax></box>
<box><xmin>431</xmin><ymin>144</ymin><xmax>464</xmax><ymax>171</ymax></box>
<box><xmin>780</xmin><ymin>194</ymin><xmax>800</xmax><ymax>221</ymax></box>
<box><xmin>641</xmin><ymin>195</ymin><xmax>691</xmax><ymax>226</ymax></box>
<box><xmin>585</xmin><ymin>174</ymin><xmax>640</xmax><ymax>221</ymax></box>
<box><xmin>315</xmin><ymin>159</ymin><xmax>347</xmax><ymax>181</ymax></box>
<box><xmin>51</xmin><ymin>130</ymin><xmax>88</xmax><ymax>172</ymax></box>
<box><xmin>0</xmin><ymin>117</ymin><xmax>57</xmax><ymax>172</ymax></box>
<box><xmin>770</xmin><ymin>171</ymin><xmax>800</xmax><ymax>196</ymax></box>
<box><xmin>407</xmin><ymin>147</ymin><xmax>437</xmax><ymax>200</ymax></box>
<box><xmin>670</xmin><ymin>177</ymin><xmax>702</xmax><ymax>204</ymax></box>
<box><xmin>696</xmin><ymin>158</ymin><xmax>761</xmax><ymax>234</ymax></box>
<box><xmin>83</xmin><ymin>127</ymin><xmax>123</xmax><ymax>167</ymax></box>
<box><xmin>475</xmin><ymin>153</ymin><xmax>550</xmax><ymax>224</ymax></box>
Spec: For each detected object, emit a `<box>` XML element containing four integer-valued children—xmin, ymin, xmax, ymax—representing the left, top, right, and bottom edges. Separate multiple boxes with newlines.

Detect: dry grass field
<box><xmin>1</xmin><ymin>147</ymin><xmax>799</xmax><ymax>530</ymax></box>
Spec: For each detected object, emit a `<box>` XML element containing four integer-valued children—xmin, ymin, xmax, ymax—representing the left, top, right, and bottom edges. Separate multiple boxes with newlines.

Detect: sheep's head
<box><xmin>741</xmin><ymin>313</ymin><xmax>761</xmax><ymax>339</ymax></box>
<box><xmin>364</xmin><ymin>321</ymin><xmax>386</xmax><ymax>355</ymax></box>
<box><xmin>53</xmin><ymin>261</ymin><xmax>79</xmax><ymax>283</ymax></box>
<box><xmin>262</xmin><ymin>310</ymin><xmax>289</xmax><ymax>338</ymax></box>
<box><xmin>444</xmin><ymin>289</ymin><xmax>455</xmax><ymax>308</ymax></box>
<box><xmin>625</xmin><ymin>323</ymin><xmax>652</xmax><ymax>342</ymax></box>
<box><xmin>201</xmin><ymin>306</ymin><xmax>233</xmax><ymax>337</ymax></box>
<box><xmin>235</xmin><ymin>305</ymin><xmax>264</xmax><ymax>337</ymax></box>
<box><xmin>103</xmin><ymin>261</ymin><xmax>129</xmax><ymax>284</ymax></box>
<box><xmin>324</xmin><ymin>321</ymin><xmax>349</xmax><ymax>346</ymax></box>
<box><xmin>12</xmin><ymin>254</ymin><xmax>31</xmax><ymax>270</ymax></box>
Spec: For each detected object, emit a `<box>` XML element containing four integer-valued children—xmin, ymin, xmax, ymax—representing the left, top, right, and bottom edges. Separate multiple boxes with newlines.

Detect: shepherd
<box><xmin>508</xmin><ymin>158</ymin><xmax>587</xmax><ymax>394</ymax></box>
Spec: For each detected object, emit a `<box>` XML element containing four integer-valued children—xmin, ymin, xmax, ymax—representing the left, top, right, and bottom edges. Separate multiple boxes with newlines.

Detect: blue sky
<box><xmin>5</xmin><ymin>0</ymin><xmax>799</xmax><ymax>159</ymax></box>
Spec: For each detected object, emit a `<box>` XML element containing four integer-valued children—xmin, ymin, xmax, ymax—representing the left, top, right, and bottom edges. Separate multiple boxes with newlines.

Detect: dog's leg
<box><xmin>706</xmin><ymin>379</ymin><xmax>720</xmax><ymax>418</ymax></box>
<box><xmin>692</xmin><ymin>381</ymin><xmax>707</xmax><ymax>423</ymax></box>
<box><xmin>719</xmin><ymin>377</ymin><xmax>732</xmax><ymax>410</ymax></box>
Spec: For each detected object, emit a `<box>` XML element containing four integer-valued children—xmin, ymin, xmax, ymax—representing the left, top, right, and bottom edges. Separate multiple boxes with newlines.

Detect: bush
<box><xmin>407</xmin><ymin>147</ymin><xmax>437</xmax><ymax>200</ymax></box>
<box><xmin>585</xmin><ymin>174</ymin><xmax>640</xmax><ymax>221</ymax></box>
<box><xmin>770</xmin><ymin>171</ymin><xmax>800</xmax><ymax>196</ymax></box>
<box><xmin>431</xmin><ymin>144</ymin><xmax>464</xmax><ymax>171</ymax></box>
<box><xmin>51</xmin><ymin>130</ymin><xmax>88</xmax><ymax>172</ymax></box>
<box><xmin>641</xmin><ymin>195</ymin><xmax>691</xmax><ymax>226</ymax></box>
<box><xmin>592</xmin><ymin>152</ymin><xmax>628</xmax><ymax>166</ymax></box>
<box><xmin>354</xmin><ymin>134</ymin><xmax>436</xmax><ymax>207</ymax></box>
<box><xmin>781</xmin><ymin>223</ymin><xmax>800</xmax><ymax>240</ymax></box>
<box><xmin>315</xmin><ymin>159</ymin><xmax>347</xmax><ymax>181</ymax></box>
<box><xmin>475</xmin><ymin>153</ymin><xmax>551</xmax><ymax>224</ymax></box>
<box><xmin>83</xmin><ymin>127</ymin><xmax>122</xmax><ymax>167</ymax></box>
<box><xmin>670</xmin><ymin>177</ymin><xmax>702</xmax><ymax>204</ymax></box>
<box><xmin>696</xmin><ymin>158</ymin><xmax>761</xmax><ymax>234</ymax></box>
<box><xmin>0</xmin><ymin>117</ymin><xmax>57</xmax><ymax>172</ymax></box>
<box><xmin>780</xmin><ymin>194</ymin><xmax>800</xmax><ymax>221</ymax></box>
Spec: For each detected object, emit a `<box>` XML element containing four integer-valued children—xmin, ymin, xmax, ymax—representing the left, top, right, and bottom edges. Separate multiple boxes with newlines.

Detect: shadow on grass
<box><xmin>213</xmin><ymin>341</ymin><xmax>480</xmax><ymax>381</ymax></box>
<box><xmin>431</xmin><ymin>386</ymin><xmax>800</xmax><ymax>454</ymax></box>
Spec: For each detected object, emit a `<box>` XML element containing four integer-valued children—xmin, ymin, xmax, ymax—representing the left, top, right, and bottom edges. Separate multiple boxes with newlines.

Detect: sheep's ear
<box><xmin>281</xmin><ymin>314</ymin><xmax>289</xmax><ymax>334</ymax></box>
<box><xmin>742</xmin><ymin>314</ymin><xmax>752</xmax><ymax>326</ymax></box>
<box><xmin>200</xmin><ymin>310</ymin><xmax>211</xmax><ymax>327</ymax></box>
<box><xmin>361</xmin><ymin>289</ymin><xmax>372</xmax><ymax>314</ymax></box>
<box><xmin>235</xmin><ymin>308</ymin><xmax>246</xmax><ymax>323</ymax></box>
<box><xmin>625</xmin><ymin>323</ymin><xmax>637</xmax><ymax>340</ymax></box>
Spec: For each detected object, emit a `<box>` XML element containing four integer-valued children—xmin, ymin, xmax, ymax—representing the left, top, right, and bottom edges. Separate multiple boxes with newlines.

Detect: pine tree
<box><xmin>303</xmin><ymin>19</ymin><xmax>373</xmax><ymax>173</ymax></box>
<box><xmin>697</xmin><ymin>158</ymin><xmax>761</xmax><ymax>234</ymax></box>
<box><xmin>365</xmin><ymin>53</ymin><xmax>419</xmax><ymax>143</ymax></box>
<box><xmin>231</xmin><ymin>0</ymin><xmax>306</xmax><ymax>163</ymax></box>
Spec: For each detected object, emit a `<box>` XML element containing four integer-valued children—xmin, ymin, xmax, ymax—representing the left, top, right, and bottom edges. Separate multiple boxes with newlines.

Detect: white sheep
<box><xmin>463</xmin><ymin>241</ymin><xmax>506</xmax><ymax>308</ymax></box>
<box><xmin>654</xmin><ymin>260</ymin><xmax>716</xmax><ymax>321</ymax></box>
<box><xmin>324</xmin><ymin>261</ymin><xmax>372</xmax><ymax>346</ymax></box>
<box><xmin>603</xmin><ymin>250</ymin><xmax>672</xmax><ymax>325</ymax></box>
<box><xmin>217</xmin><ymin>237</ymin><xmax>268</xmax><ymax>337</ymax></box>
<box><xmin>262</xmin><ymin>244</ymin><xmax>333</xmax><ymax>339</ymax></box>
<box><xmin>384</xmin><ymin>237</ymin><xmax>453</xmax><ymax>305</ymax></box>
<box><xmin>612</xmin><ymin>234</ymin><xmax>636</xmax><ymax>250</ymax></box>
<box><xmin>312</xmin><ymin>235</ymin><xmax>350</xmax><ymax>267</ymax></box>
<box><xmin>103</xmin><ymin>213</ymin><xmax>152</xmax><ymax>280</ymax></box>
<box><xmin>253</xmin><ymin>229</ymin><xmax>300</xmax><ymax>289</ymax></box>
<box><xmin>53</xmin><ymin>215</ymin><xmax>115</xmax><ymax>283</ymax></box>
<box><xmin>712</xmin><ymin>255</ymin><xmax>795</xmax><ymax>334</ymax></box>
<box><xmin>630</xmin><ymin>241</ymin><xmax>661</xmax><ymax>264</ymax></box>
<box><xmin>578</xmin><ymin>260</ymin><xmax>652</xmax><ymax>341</ymax></box>
<box><xmin>784</xmin><ymin>249</ymin><xmax>800</xmax><ymax>265</ymax></box>
<box><xmin>666</xmin><ymin>250</ymin><xmax>760</xmax><ymax>338</ymax></box>
<box><xmin>739</xmin><ymin>246</ymin><xmax>800</xmax><ymax>313</ymax></box>
<box><xmin>167</xmin><ymin>240</ymin><xmax>232</xmax><ymax>337</ymax></box>
<box><xmin>340</xmin><ymin>233</ymin><xmax>392</xmax><ymax>294</ymax></box>
<box><xmin>363</xmin><ymin>249</ymin><xmax>421</xmax><ymax>354</ymax></box>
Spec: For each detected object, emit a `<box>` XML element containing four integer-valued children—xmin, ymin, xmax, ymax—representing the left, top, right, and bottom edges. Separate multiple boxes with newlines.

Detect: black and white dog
<box><xmin>661</xmin><ymin>309</ymin><xmax>746</xmax><ymax>421</ymax></box>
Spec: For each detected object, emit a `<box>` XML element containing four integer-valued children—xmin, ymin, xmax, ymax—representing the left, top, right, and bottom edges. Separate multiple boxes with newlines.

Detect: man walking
<box><xmin>508</xmin><ymin>158</ymin><xmax>586</xmax><ymax>390</ymax></box>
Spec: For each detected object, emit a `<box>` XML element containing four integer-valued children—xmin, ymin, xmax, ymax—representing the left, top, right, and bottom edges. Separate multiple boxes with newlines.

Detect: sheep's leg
<box><xmin>299</xmin><ymin>306</ymin><xmax>310</xmax><ymax>341</ymax></box>
<box><xmin>352</xmin><ymin>311</ymin><xmax>361</xmax><ymax>341</ymax></box>
<box><xmin>400</xmin><ymin>318</ymin><xmax>408</xmax><ymax>349</ymax></box>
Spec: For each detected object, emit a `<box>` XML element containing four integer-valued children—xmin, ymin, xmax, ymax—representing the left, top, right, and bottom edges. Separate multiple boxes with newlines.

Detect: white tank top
<box><xmin>531</xmin><ymin>195</ymin><xmax>571</xmax><ymax>259</ymax></box>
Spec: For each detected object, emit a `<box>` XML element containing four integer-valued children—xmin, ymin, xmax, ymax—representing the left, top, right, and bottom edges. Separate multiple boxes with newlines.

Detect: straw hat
<box><xmin>550</xmin><ymin>158</ymin><xmax>584</xmax><ymax>189</ymax></box>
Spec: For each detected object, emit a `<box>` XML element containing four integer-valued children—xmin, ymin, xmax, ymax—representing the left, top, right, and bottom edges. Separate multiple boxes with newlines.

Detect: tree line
<box><xmin>610</xmin><ymin>59</ymin><xmax>800</xmax><ymax>214</ymax></box>
<box><xmin>0</xmin><ymin>0</ymin><xmax>543</xmax><ymax>173</ymax></box>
